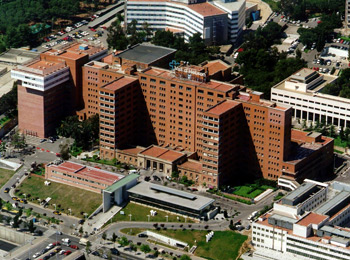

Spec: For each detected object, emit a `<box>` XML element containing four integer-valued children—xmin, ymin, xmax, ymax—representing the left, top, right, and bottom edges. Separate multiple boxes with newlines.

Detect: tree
<box><xmin>12</xmin><ymin>215</ymin><xmax>20</xmax><ymax>228</ymax></box>
<box><xmin>107</xmin><ymin>20</ymin><xmax>128</xmax><ymax>50</ymax></box>
<box><xmin>86</xmin><ymin>241</ymin><xmax>92</xmax><ymax>254</ymax></box>
<box><xmin>140</xmin><ymin>244</ymin><xmax>151</xmax><ymax>254</ymax></box>
<box><xmin>59</xmin><ymin>142</ymin><xmax>70</xmax><ymax>161</ymax></box>
<box><xmin>171</xmin><ymin>171</ymin><xmax>179</xmax><ymax>179</ymax></box>
<box><xmin>345</xmin><ymin>127</ymin><xmax>350</xmax><ymax>141</ymax></box>
<box><xmin>112</xmin><ymin>232</ymin><xmax>117</xmax><ymax>247</ymax></box>
<box><xmin>152</xmin><ymin>30</ymin><xmax>175</xmax><ymax>47</ymax></box>
<box><xmin>102</xmin><ymin>232</ymin><xmax>107</xmax><ymax>244</ymax></box>
<box><xmin>79</xmin><ymin>226</ymin><xmax>84</xmax><ymax>235</ymax></box>
<box><xmin>329</xmin><ymin>125</ymin><xmax>335</xmax><ymax>138</ymax></box>
<box><xmin>28</xmin><ymin>219</ymin><xmax>36</xmax><ymax>233</ymax></box>
<box><xmin>340</xmin><ymin>126</ymin><xmax>345</xmax><ymax>141</ymax></box>
<box><xmin>118</xmin><ymin>236</ymin><xmax>129</xmax><ymax>247</ymax></box>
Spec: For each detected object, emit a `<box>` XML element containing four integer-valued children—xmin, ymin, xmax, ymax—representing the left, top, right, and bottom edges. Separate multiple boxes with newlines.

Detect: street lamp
<box><xmin>165</xmin><ymin>215</ymin><xmax>168</xmax><ymax>222</ymax></box>
<box><xmin>129</xmin><ymin>214</ymin><xmax>132</xmax><ymax>221</ymax></box>
<box><xmin>147</xmin><ymin>215</ymin><xmax>150</xmax><ymax>222</ymax></box>
<box><xmin>68</xmin><ymin>208</ymin><xmax>72</xmax><ymax>215</ymax></box>
<box><xmin>23</xmin><ymin>194</ymin><xmax>26</xmax><ymax>200</ymax></box>
<box><xmin>53</xmin><ymin>204</ymin><xmax>56</xmax><ymax>211</ymax></box>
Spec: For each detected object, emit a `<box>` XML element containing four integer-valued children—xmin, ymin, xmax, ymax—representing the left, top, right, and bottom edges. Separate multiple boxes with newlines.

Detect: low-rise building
<box><xmin>249</xmin><ymin>180</ymin><xmax>350</xmax><ymax>260</ymax></box>
<box><xmin>127</xmin><ymin>181</ymin><xmax>215</xmax><ymax>218</ymax></box>
<box><xmin>45</xmin><ymin>161</ymin><xmax>124</xmax><ymax>193</ymax></box>
<box><xmin>271</xmin><ymin>68</ymin><xmax>350</xmax><ymax>129</ymax></box>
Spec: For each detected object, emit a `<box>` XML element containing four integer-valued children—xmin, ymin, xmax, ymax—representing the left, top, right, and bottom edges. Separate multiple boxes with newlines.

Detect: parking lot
<box><xmin>16</xmin><ymin>233</ymin><xmax>80</xmax><ymax>260</ymax></box>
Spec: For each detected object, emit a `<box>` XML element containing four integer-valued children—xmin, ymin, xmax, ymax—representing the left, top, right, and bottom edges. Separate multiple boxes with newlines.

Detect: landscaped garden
<box><xmin>207</xmin><ymin>179</ymin><xmax>276</xmax><ymax>205</ymax></box>
<box><xmin>121</xmin><ymin>229</ymin><xmax>247</xmax><ymax>260</ymax></box>
<box><xmin>232</xmin><ymin>184</ymin><xmax>274</xmax><ymax>199</ymax></box>
<box><xmin>112</xmin><ymin>202</ymin><xmax>194</xmax><ymax>223</ymax></box>
<box><xmin>15</xmin><ymin>176</ymin><xmax>101</xmax><ymax>217</ymax></box>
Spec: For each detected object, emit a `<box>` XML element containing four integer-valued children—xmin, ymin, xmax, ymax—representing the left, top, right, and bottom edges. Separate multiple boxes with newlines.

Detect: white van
<box><xmin>129</xmin><ymin>169</ymin><xmax>139</xmax><ymax>174</ymax></box>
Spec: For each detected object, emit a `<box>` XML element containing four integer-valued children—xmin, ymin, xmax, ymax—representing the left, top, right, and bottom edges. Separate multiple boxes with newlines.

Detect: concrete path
<box><xmin>83</xmin><ymin>205</ymin><xmax>122</xmax><ymax>234</ymax></box>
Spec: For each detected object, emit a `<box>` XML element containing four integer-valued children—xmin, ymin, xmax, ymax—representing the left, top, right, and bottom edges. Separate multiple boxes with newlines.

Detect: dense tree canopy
<box><xmin>236</xmin><ymin>22</ymin><xmax>305</xmax><ymax>98</ymax></box>
<box><xmin>0</xmin><ymin>81</ymin><xmax>17</xmax><ymax>117</ymax></box>
<box><xmin>152</xmin><ymin>30</ymin><xmax>219</xmax><ymax>65</ymax></box>
<box><xmin>298</xmin><ymin>13</ymin><xmax>342</xmax><ymax>51</ymax></box>
<box><xmin>0</xmin><ymin>0</ymin><xmax>81</xmax><ymax>50</ymax></box>
<box><xmin>280</xmin><ymin>0</ymin><xmax>344</xmax><ymax>20</ymax></box>
<box><xmin>322</xmin><ymin>69</ymin><xmax>350</xmax><ymax>98</ymax></box>
<box><xmin>56</xmin><ymin>114</ymin><xmax>99</xmax><ymax>150</ymax></box>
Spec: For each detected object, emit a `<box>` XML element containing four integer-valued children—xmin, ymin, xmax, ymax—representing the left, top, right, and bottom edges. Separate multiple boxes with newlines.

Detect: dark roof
<box><xmin>115</xmin><ymin>44</ymin><xmax>176</xmax><ymax>65</ymax></box>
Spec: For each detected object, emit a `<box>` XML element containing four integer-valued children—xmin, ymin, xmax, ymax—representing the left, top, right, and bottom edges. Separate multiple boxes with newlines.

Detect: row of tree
<box><xmin>235</xmin><ymin>22</ymin><xmax>305</xmax><ymax>98</ymax></box>
<box><xmin>107</xmin><ymin>17</ymin><xmax>219</xmax><ymax>65</ymax></box>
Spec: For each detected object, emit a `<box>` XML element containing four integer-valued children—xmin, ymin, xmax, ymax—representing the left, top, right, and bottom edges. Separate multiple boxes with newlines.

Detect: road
<box><xmin>13</xmin><ymin>232</ymin><xmax>81</xmax><ymax>260</ymax></box>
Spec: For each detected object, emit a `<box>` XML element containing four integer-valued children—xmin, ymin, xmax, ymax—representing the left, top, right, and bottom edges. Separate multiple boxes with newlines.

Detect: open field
<box><xmin>0</xmin><ymin>168</ymin><xmax>14</xmax><ymax>188</ymax></box>
<box><xmin>113</xmin><ymin>202</ymin><xmax>194</xmax><ymax>223</ymax></box>
<box><xmin>15</xmin><ymin>177</ymin><xmax>101</xmax><ymax>217</ymax></box>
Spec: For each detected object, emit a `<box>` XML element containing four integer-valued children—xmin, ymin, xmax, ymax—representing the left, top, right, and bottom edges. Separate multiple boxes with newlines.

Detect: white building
<box><xmin>125</xmin><ymin>0</ymin><xmax>245</xmax><ymax>45</ymax></box>
<box><xmin>248</xmin><ymin>180</ymin><xmax>350</xmax><ymax>260</ymax></box>
<box><xmin>270</xmin><ymin>68</ymin><xmax>350</xmax><ymax>129</ymax></box>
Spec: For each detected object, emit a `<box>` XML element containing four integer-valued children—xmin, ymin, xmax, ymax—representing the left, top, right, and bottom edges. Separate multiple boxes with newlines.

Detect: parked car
<box><xmin>70</xmin><ymin>244</ymin><xmax>79</xmax><ymax>249</ymax></box>
<box><xmin>4</xmin><ymin>188</ymin><xmax>9</xmax><ymax>193</ymax></box>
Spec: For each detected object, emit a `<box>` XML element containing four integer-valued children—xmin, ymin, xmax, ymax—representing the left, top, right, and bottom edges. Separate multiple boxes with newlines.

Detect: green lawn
<box><xmin>334</xmin><ymin>136</ymin><xmax>348</xmax><ymax>148</ymax></box>
<box><xmin>0</xmin><ymin>168</ymin><xmax>14</xmax><ymax>188</ymax></box>
<box><xmin>120</xmin><ymin>228</ymin><xmax>146</xmax><ymax>236</ymax></box>
<box><xmin>233</xmin><ymin>186</ymin><xmax>264</xmax><ymax>199</ymax></box>
<box><xmin>153</xmin><ymin>229</ymin><xmax>247</xmax><ymax>260</ymax></box>
<box><xmin>113</xmin><ymin>202</ymin><xmax>193</xmax><ymax>223</ymax></box>
<box><xmin>15</xmin><ymin>177</ymin><xmax>101</xmax><ymax>217</ymax></box>
<box><xmin>233</xmin><ymin>184</ymin><xmax>274</xmax><ymax>199</ymax></box>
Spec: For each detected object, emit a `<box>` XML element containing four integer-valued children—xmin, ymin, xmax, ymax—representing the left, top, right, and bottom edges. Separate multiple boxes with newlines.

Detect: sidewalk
<box><xmin>83</xmin><ymin>205</ymin><xmax>122</xmax><ymax>234</ymax></box>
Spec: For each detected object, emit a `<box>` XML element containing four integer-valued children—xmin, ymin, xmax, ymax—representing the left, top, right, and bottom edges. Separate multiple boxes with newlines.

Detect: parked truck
<box><xmin>79</xmin><ymin>238</ymin><xmax>89</xmax><ymax>246</ymax></box>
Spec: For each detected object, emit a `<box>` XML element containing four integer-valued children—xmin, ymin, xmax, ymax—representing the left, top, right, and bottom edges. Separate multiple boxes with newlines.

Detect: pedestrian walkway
<box><xmin>83</xmin><ymin>205</ymin><xmax>121</xmax><ymax>234</ymax></box>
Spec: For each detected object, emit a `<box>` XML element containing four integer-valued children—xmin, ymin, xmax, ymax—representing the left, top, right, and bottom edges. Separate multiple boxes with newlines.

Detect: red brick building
<box><xmin>12</xmin><ymin>43</ymin><xmax>107</xmax><ymax>138</ymax></box>
<box><xmin>45</xmin><ymin>161</ymin><xmax>124</xmax><ymax>193</ymax></box>
<box><xmin>13</xmin><ymin>42</ymin><xmax>333</xmax><ymax>188</ymax></box>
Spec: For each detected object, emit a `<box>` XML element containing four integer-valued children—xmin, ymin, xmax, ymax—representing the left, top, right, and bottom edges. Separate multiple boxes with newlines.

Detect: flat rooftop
<box><xmin>141</xmin><ymin>67</ymin><xmax>237</xmax><ymax>93</ymax></box>
<box><xmin>128</xmin><ymin>0</ymin><xmax>226</xmax><ymax>17</ymax></box>
<box><xmin>104</xmin><ymin>174</ymin><xmax>139</xmax><ymax>193</ymax></box>
<box><xmin>296</xmin><ymin>212</ymin><xmax>328</xmax><ymax>227</ymax></box>
<box><xmin>44</xmin><ymin>42</ymin><xmax>106</xmax><ymax>60</ymax></box>
<box><xmin>283</xmin><ymin>182</ymin><xmax>317</xmax><ymax>205</ymax></box>
<box><xmin>48</xmin><ymin>161</ymin><xmax>124</xmax><ymax>186</ymax></box>
<box><xmin>212</xmin><ymin>0</ymin><xmax>246</xmax><ymax>13</ymax></box>
<box><xmin>101</xmin><ymin>76</ymin><xmax>138</xmax><ymax>91</ymax></box>
<box><xmin>115</xmin><ymin>44</ymin><xmax>176</xmax><ymax>65</ymax></box>
<box><xmin>273</xmin><ymin>68</ymin><xmax>338</xmax><ymax>95</ymax></box>
<box><xmin>127</xmin><ymin>181</ymin><xmax>215</xmax><ymax>211</ymax></box>
<box><xmin>0</xmin><ymin>49</ymin><xmax>39</xmax><ymax>64</ymax></box>
<box><xmin>139</xmin><ymin>145</ymin><xmax>185</xmax><ymax>162</ymax></box>
<box><xmin>315</xmin><ymin>191</ymin><xmax>350</xmax><ymax>216</ymax></box>
<box><xmin>14</xmin><ymin>59</ymin><xmax>67</xmax><ymax>76</ymax></box>
<box><xmin>205</xmin><ymin>99</ymin><xmax>241</xmax><ymax>116</ymax></box>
